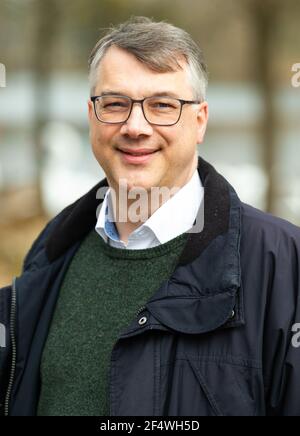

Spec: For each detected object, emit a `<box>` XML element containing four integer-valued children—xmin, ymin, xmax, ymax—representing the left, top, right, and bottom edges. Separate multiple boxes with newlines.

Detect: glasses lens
<box><xmin>144</xmin><ymin>97</ymin><xmax>181</xmax><ymax>125</ymax></box>
<box><xmin>95</xmin><ymin>96</ymin><xmax>131</xmax><ymax>123</ymax></box>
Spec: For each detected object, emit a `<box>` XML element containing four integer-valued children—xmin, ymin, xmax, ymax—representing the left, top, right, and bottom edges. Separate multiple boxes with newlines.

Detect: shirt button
<box><xmin>138</xmin><ymin>316</ymin><xmax>148</xmax><ymax>326</ymax></box>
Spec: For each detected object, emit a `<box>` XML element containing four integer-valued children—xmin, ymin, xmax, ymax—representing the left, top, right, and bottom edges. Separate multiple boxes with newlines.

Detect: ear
<box><xmin>196</xmin><ymin>101</ymin><xmax>209</xmax><ymax>144</ymax></box>
<box><xmin>88</xmin><ymin>99</ymin><xmax>94</xmax><ymax>121</ymax></box>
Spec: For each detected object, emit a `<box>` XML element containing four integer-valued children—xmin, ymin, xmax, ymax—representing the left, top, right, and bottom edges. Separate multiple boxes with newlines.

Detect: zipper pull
<box><xmin>136</xmin><ymin>306</ymin><xmax>146</xmax><ymax>317</ymax></box>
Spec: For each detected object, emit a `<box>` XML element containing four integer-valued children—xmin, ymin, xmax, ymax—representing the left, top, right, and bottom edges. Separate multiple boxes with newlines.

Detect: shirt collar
<box><xmin>96</xmin><ymin>189</ymin><xmax>119</xmax><ymax>243</ymax></box>
<box><xmin>143</xmin><ymin>169</ymin><xmax>204</xmax><ymax>244</ymax></box>
<box><xmin>95</xmin><ymin>169</ymin><xmax>204</xmax><ymax>246</ymax></box>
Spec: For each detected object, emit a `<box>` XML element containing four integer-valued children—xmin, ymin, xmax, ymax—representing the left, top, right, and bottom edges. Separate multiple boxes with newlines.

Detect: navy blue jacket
<box><xmin>1</xmin><ymin>158</ymin><xmax>300</xmax><ymax>416</ymax></box>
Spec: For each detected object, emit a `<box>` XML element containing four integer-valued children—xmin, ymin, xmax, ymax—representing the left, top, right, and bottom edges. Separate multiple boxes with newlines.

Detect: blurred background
<box><xmin>0</xmin><ymin>0</ymin><xmax>300</xmax><ymax>286</ymax></box>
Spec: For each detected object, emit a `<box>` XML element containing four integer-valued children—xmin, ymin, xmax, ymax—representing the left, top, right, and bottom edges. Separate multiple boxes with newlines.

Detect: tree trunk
<box><xmin>32</xmin><ymin>0</ymin><xmax>60</xmax><ymax>215</ymax></box>
<box><xmin>247</xmin><ymin>0</ymin><xmax>281</xmax><ymax>213</ymax></box>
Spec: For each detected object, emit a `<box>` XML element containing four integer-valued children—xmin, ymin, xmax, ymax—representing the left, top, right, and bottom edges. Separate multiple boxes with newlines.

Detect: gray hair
<box><xmin>88</xmin><ymin>16</ymin><xmax>208</xmax><ymax>101</ymax></box>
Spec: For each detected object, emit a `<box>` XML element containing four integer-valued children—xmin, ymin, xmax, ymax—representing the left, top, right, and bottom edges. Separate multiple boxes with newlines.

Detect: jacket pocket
<box><xmin>160</xmin><ymin>356</ymin><xmax>262</xmax><ymax>416</ymax></box>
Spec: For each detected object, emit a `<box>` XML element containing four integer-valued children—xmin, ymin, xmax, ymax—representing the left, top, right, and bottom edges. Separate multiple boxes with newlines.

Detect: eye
<box><xmin>104</xmin><ymin>101</ymin><xmax>127</xmax><ymax>108</ymax></box>
<box><xmin>156</xmin><ymin>102</ymin><xmax>173</xmax><ymax>108</ymax></box>
<box><xmin>148</xmin><ymin>99</ymin><xmax>177</xmax><ymax>110</ymax></box>
<box><xmin>99</xmin><ymin>97</ymin><xmax>130</xmax><ymax>111</ymax></box>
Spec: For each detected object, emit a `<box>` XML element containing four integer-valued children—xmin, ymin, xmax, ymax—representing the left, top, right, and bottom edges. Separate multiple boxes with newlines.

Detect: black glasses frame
<box><xmin>90</xmin><ymin>95</ymin><xmax>201</xmax><ymax>126</ymax></box>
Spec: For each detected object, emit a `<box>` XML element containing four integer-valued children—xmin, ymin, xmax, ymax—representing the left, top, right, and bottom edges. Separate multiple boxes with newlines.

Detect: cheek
<box><xmin>164</xmin><ymin>123</ymin><xmax>197</xmax><ymax>155</ymax></box>
<box><xmin>90</xmin><ymin>128</ymin><xmax>110</xmax><ymax>167</ymax></box>
<box><xmin>90</xmin><ymin>124</ymin><xmax>116</xmax><ymax>152</ymax></box>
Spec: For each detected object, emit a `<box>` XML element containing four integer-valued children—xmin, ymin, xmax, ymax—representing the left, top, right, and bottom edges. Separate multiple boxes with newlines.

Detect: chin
<box><xmin>118</xmin><ymin>172</ymin><xmax>152</xmax><ymax>189</ymax></box>
<box><xmin>126</xmin><ymin>180</ymin><xmax>153</xmax><ymax>192</ymax></box>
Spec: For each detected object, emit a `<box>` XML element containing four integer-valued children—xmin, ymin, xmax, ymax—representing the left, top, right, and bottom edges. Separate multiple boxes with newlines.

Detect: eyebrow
<box><xmin>98</xmin><ymin>90</ymin><xmax>181</xmax><ymax>99</ymax></box>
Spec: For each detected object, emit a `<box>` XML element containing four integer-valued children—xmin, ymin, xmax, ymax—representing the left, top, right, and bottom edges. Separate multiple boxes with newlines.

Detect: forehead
<box><xmin>95</xmin><ymin>46</ymin><xmax>194</xmax><ymax>98</ymax></box>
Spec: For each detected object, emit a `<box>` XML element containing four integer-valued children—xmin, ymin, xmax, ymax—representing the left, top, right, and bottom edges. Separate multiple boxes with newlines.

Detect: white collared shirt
<box><xmin>95</xmin><ymin>169</ymin><xmax>204</xmax><ymax>249</ymax></box>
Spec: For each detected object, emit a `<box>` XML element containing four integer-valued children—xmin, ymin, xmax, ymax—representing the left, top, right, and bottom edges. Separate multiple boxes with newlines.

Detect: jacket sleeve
<box><xmin>0</xmin><ymin>285</ymin><xmax>12</xmax><ymax>416</ymax></box>
<box><xmin>0</xmin><ymin>199</ymin><xmax>77</xmax><ymax>415</ymax></box>
<box><xmin>0</xmin><ymin>210</ymin><xmax>66</xmax><ymax>415</ymax></box>
<box><xmin>263</xmin><ymin>222</ymin><xmax>300</xmax><ymax>416</ymax></box>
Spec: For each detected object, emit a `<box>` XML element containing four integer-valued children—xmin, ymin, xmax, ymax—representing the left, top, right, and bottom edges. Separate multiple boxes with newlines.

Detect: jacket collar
<box><xmin>46</xmin><ymin>157</ymin><xmax>244</xmax><ymax>334</ymax></box>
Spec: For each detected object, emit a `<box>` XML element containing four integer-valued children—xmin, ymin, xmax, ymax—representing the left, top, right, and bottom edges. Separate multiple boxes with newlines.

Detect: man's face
<box><xmin>88</xmin><ymin>46</ymin><xmax>208</xmax><ymax>193</ymax></box>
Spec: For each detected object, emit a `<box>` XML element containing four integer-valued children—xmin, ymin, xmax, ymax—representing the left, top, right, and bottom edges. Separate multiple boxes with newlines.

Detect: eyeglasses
<box><xmin>90</xmin><ymin>94</ymin><xmax>201</xmax><ymax>126</ymax></box>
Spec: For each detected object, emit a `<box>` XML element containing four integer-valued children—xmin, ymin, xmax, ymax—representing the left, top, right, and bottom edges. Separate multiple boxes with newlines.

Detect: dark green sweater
<box><xmin>37</xmin><ymin>229</ymin><xmax>188</xmax><ymax>416</ymax></box>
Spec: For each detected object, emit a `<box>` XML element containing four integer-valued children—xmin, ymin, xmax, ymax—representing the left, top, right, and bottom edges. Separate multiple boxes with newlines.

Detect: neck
<box><xmin>111</xmin><ymin>158</ymin><xmax>198</xmax><ymax>243</ymax></box>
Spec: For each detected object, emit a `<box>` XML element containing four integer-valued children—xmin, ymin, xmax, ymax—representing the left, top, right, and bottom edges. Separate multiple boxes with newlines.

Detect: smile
<box><xmin>117</xmin><ymin>148</ymin><xmax>160</xmax><ymax>164</ymax></box>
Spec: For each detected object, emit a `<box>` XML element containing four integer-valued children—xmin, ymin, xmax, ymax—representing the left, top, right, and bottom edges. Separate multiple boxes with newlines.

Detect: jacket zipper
<box><xmin>110</xmin><ymin>305</ymin><xmax>147</xmax><ymax>415</ymax></box>
<box><xmin>4</xmin><ymin>277</ymin><xmax>17</xmax><ymax>416</ymax></box>
<box><xmin>136</xmin><ymin>306</ymin><xmax>146</xmax><ymax>317</ymax></box>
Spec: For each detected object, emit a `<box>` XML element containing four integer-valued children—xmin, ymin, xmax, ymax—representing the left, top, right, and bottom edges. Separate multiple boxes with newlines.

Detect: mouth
<box><xmin>117</xmin><ymin>148</ymin><xmax>160</xmax><ymax>164</ymax></box>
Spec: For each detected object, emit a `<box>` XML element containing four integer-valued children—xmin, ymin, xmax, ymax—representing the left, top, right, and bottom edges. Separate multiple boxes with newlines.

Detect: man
<box><xmin>1</xmin><ymin>16</ymin><xmax>300</xmax><ymax>416</ymax></box>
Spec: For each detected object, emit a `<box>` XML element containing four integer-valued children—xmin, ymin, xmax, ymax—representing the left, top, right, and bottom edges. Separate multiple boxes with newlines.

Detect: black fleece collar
<box><xmin>46</xmin><ymin>157</ymin><xmax>231</xmax><ymax>265</ymax></box>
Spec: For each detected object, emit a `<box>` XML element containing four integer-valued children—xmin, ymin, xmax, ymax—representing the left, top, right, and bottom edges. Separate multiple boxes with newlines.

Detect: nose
<box><xmin>120</xmin><ymin>103</ymin><xmax>153</xmax><ymax>138</ymax></box>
